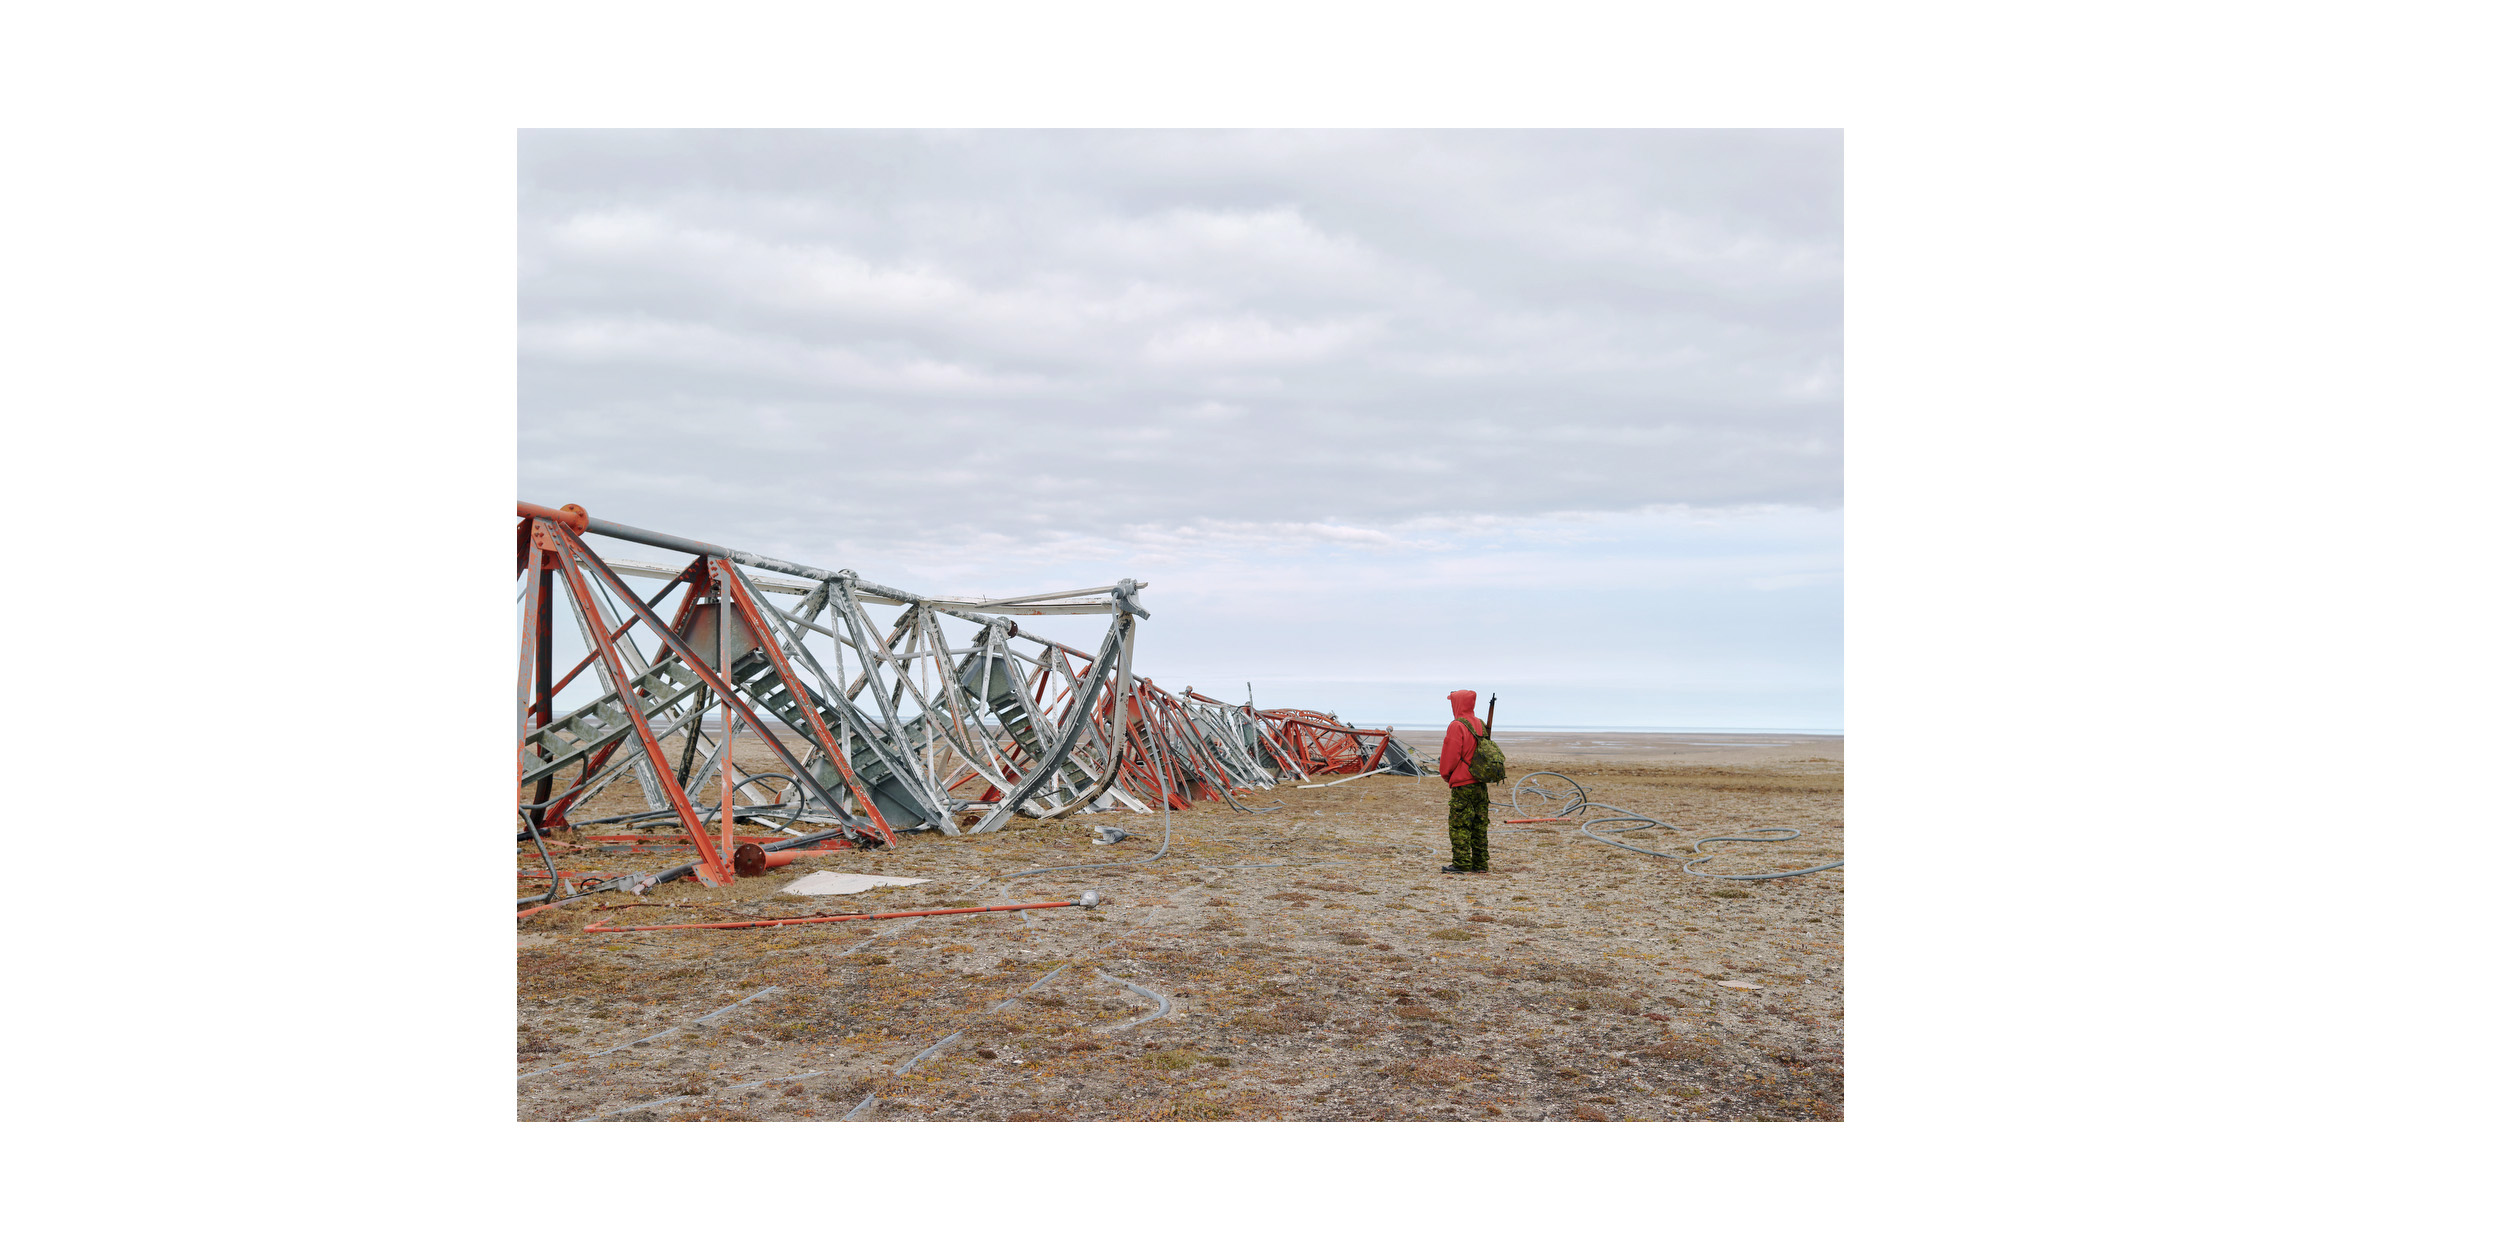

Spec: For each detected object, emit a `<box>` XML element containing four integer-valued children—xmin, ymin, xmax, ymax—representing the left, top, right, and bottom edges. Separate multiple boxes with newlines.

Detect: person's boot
<box><xmin>1440</xmin><ymin>864</ymin><xmax>1467</xmax><ymax>873</ymax></box>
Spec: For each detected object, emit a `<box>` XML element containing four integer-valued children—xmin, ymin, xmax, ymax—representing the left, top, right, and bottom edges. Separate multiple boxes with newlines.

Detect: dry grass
<box><xmin>517</xmin><ymin>739</ymin><xmax>1843</xmax><ymax>1123</ymax></box>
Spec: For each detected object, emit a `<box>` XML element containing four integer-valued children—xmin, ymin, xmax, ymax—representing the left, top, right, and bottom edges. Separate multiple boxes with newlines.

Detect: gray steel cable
<box><xmin>1093</xmin><ymin>970</ymin><xmax>1173</xmax><ymax>1031</ymax></box>
<box><xmin>1510</xmin><ymin>771</ymin><xmax>1845</xmax><ymax>881</ymax></box>
<box><xmin>1215</xmin><ymin>784</ymin><xmax>1286</xmax><ymax>814</ymax></box>
<box><xmin>842</xmin><ymin>957</ymin><xmax>1076</xmax><ymax>1121</ymax></box>
<box><xmin>996</xmin><ymin>703</ymin><xmax>1178</xmax><ymax>879</ymax></box>
<box><xmin>524</xmin><ymin>985</ymin><xmax>789</xmax><ymax>1080</ymax></box>
<box><xmin>578</xmin><ymin>1069</ymin><xmax>828</xmax><ymax>1122</ymax></box>
<box><xmin>841</xmin><ymin>743</ymin><xmax>1194</xmax><ymax>1121</ymax></box>
<box><xmin>894</xmin><ymin>1031</ymin><xmax>964</xmax><ymax>1075</ymax></box>
<box><xmin>519</xmin><ymin>811</ymin><xmax>566</xmax><ymax>907</ymax></box>
<box><xmin>533</xmin><ymin>915</ymin><xmax>930</xmax><ymax>1118</ymax></box>
<box><xmin>833</xmin><ymin>721</ymin><xmax>1183</xmax><ymax>1125</ymax></box>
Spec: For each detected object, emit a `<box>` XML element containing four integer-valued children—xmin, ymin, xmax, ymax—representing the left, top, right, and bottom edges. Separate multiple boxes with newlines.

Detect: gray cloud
<box><xmin>519</xmin><ymin>129</ymin><xmax>1840</xmax><ymax>559</ymax></box>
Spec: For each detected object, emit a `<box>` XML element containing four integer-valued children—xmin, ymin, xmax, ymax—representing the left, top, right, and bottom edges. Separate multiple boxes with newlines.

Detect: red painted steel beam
<box><xmin>540</xmin><ymin>562</ymin><xmax>695</xmax><ymax>707</ymax></box>
<box><xmin>718</xmin><ymin>560</ymin><xmax>898</xmax><ymax>847</ymax></box>
<box><xmin>517</xmin><ymin>500</ymin><xmax>590</xmax><ymax>532</ymax></box>
<box><xmin>549</xmin><ymin>528</ymin><xmax>884</xmax><ymax>859</ymax></box>
<box><xmin>731</xmin><ymin>843</ymin><xmax>848</xmax><ymax>876</ymax></box>
<box><xmin>540</xmin><ymin>522</ymin><xmax>737</xmax><ymax>886</ymax></box>
<box><xmin>583</xmin><ymin>900</ymin><xmax>1078</xmax><ymax>933</ymax></box>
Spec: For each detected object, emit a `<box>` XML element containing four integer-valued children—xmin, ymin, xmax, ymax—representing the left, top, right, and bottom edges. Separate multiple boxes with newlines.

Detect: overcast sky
<box><xmin>520</xmin><ymin>130</ymin><xmax>1841</xmax><ymax>731</ymax></box>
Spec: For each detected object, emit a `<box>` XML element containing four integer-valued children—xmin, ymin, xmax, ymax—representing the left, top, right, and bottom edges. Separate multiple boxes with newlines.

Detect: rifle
<box><xmin>1484</xmin><ymin>693</ymin><xmax>1497</xmax><ymax>735</ymax></box>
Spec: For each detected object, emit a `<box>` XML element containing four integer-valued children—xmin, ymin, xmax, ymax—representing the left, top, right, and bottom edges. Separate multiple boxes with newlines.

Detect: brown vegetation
<box><xmin>517</xmin><ymin>735</ymin><xmax>1842</xmax><ymax>1122</ymax></box>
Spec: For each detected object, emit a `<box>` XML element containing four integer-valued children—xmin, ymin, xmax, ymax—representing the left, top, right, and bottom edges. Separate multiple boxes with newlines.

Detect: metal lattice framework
<box><xmin>517</xmin><ymin>501</ymin><xmax>1420</xmax><ymax>890</ymax></box>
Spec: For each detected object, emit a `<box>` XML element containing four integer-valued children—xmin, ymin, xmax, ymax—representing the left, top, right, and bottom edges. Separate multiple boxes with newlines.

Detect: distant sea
<box><xmin>1464</xmin><ymin>725</ymin><xmax>1841</xmax><ymax>737</ymax></box>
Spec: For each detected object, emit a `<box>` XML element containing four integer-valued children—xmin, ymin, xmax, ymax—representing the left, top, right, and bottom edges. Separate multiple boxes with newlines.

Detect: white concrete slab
<box><xmin>779</xmin><ymin>872</ymin><xmax>933</xmax><ymax>896</ymax></box>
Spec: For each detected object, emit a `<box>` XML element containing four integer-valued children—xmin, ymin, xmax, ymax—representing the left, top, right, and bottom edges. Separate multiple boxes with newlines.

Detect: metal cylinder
<box><xmin>733</xmin><ymin>844</ymin><xmax>840</xmax><ymax>876</ymax></box>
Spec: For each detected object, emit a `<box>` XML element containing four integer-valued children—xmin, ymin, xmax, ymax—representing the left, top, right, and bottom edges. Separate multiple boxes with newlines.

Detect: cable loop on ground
<box><xmin>1508</xmin><ymin>770</ymin><xmax>1844</xmax><ymax>881</ymax></box>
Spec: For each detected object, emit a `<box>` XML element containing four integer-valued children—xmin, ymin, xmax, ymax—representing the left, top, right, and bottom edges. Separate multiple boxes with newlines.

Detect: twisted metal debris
<box><xmin>517</xmin><ymin>501</ymin><xmax>1420</xmax><ymax>891</ymax></box>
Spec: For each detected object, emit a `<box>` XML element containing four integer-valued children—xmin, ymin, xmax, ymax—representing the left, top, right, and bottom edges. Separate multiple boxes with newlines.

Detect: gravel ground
<box><xmin>516</xmin><ymin>733</ymin><xmax>1843</xmax><ymax>1122</ymax></box>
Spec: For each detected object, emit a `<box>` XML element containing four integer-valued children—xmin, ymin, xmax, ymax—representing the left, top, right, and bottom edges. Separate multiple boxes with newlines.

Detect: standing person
<box><xmin>1437</xmin><ymin>689</ymin><xmax>1504</xmax><ymax>873</ymax></box>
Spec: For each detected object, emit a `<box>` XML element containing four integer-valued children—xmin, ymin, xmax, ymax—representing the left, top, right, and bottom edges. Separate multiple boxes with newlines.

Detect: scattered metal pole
<box><xmin>582</xmin><ymin>900</ymin><xmax>1083</xmax><ymax>933</ymax></box>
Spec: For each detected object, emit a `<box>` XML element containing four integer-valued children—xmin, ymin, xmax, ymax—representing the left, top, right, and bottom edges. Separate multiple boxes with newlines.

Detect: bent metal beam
<box><xmin>516</xmin><ymin>501</ymin><xmax>1423</xmax><ymax>892</ymax></box>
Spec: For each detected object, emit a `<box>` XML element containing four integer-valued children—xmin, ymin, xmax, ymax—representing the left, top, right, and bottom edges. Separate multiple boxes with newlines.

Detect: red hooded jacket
<box><xmin>1439</xmin><ymin>690</ymin><xmax>1490</xmax><ymax>787</ymax></box>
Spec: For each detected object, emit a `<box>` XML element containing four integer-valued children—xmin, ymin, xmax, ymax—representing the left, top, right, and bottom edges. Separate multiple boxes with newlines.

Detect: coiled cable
<box><xmin>1509</xmin><ymin>770</ymin><xmax>1845</xmax><ymax>881</ymax></box>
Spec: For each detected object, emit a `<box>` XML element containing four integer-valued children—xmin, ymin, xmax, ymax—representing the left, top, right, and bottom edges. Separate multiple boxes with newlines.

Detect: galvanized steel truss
<box><xmin>516</xmin><ymin>502</ymin><xmax>1420</xmax><ymax>888</ymax></box>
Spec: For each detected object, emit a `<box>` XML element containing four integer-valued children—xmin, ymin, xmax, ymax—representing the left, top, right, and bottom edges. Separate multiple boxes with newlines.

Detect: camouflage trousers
<box><xmin>1447</xmin><ymin>782</ymin><xmax>1489</xmax><ymax>871</ymax></box>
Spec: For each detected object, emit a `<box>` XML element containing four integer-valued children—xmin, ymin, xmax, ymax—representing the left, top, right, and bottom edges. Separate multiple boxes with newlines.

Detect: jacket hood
<box><xmin>1448</xmin><ymin>690</ymin><xmax>1477</xmax><ymax>718</ymax></box>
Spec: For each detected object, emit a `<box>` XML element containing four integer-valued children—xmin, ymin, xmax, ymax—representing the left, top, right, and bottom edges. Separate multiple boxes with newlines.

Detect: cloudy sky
<box><xmin>519</xmin><ymin>130</ymin><xmax>1841</xmax><ymax>732</ymax></box>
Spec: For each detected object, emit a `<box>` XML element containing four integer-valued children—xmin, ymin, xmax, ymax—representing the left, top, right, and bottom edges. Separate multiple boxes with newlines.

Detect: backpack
<box><xmin>1468</xmin><ymin>726</ymin><xmax>1507</xmax><ymax>785</ymax></box>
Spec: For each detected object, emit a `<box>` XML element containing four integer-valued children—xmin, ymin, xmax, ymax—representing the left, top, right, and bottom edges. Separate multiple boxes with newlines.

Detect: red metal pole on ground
<box><xmin>583</xmin><ymin>900</ymin><xmax>1079</xmax><ymax>933</ymax></box>
<box><xmin>732</xmin><ymin>843</ymin><xmax>848</xmax><ymax>876</ymax></box>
